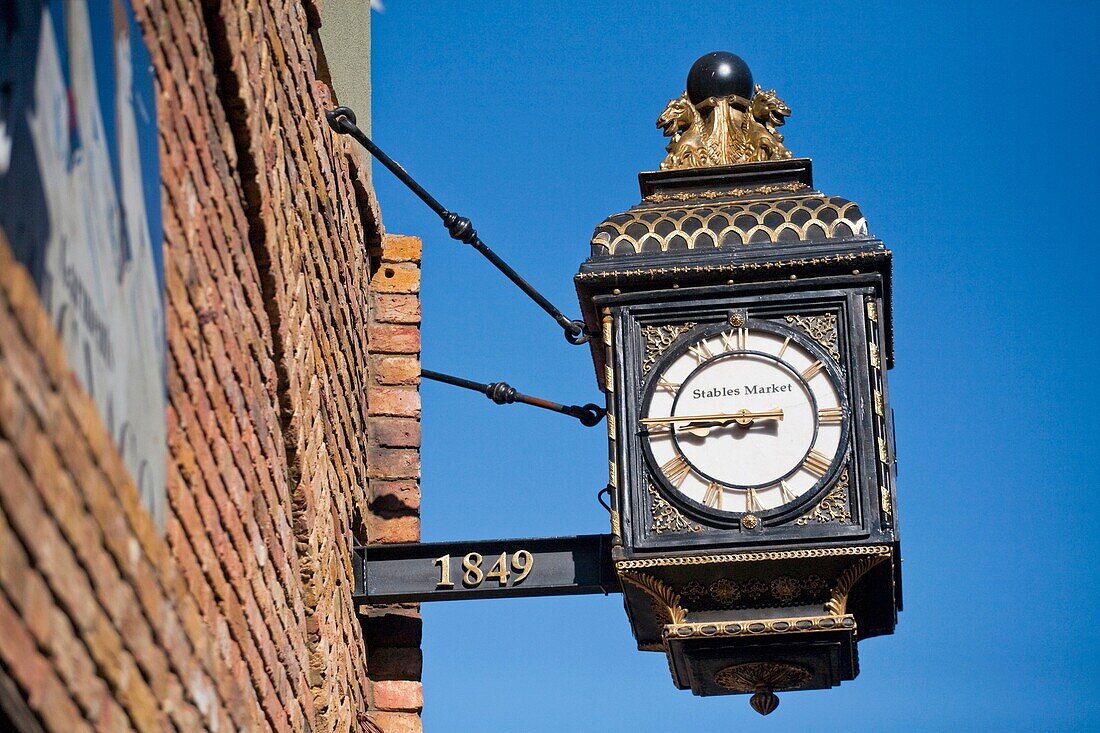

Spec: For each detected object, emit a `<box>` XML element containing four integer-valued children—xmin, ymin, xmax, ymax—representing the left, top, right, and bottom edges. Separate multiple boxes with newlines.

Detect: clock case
<box><xmin>575</xmin><ymin>159</ymin><xmax>901</xmax><ymax>697</ymax></box>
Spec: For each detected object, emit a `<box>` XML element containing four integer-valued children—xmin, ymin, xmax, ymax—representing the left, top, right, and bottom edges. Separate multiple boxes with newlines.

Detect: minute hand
<box><xmin>641</xmin><ymin>408</ymin><xmax>784</xmax><ymax>428</ymax></box>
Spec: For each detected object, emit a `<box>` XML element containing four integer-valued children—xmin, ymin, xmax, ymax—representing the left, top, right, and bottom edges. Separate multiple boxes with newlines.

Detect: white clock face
<box><xmin>641</xmin><ymin>320</ymin><xmax>847</xmax><ymax>516</ymax></box>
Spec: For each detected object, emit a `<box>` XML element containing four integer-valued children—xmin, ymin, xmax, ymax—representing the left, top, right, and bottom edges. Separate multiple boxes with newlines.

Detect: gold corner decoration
<box><xmin>795</xmin><ymin>469</ymin><xmax>852</xmax><ymax>525</ymax></box>
<box><xmin>649</xmin><ymin>483</ymin><xmax>703</xmax><ymax>534</ymax></box>
<box><xmin>619</xmin><ymin>570</ymin><xmax>688</xmax><ymax>625</ymax></box>
<box><xmin>784</xmin><ymin>314</ymin><xmax>840</xmax><ymax>364</ymax></box>
<box><xmin>825</xmin><ymin>554</ymin><xmax>890</xmax><ymax>616</ymax></box>
<box><xmin>658</xmin><ymin>85</ymin><xmax>793</xmax><ymax>170</ymax></box>
<box><xmin>642</xmin><ymin>323</ymin><xmax>696</xmax><ymax>373</ymax></box>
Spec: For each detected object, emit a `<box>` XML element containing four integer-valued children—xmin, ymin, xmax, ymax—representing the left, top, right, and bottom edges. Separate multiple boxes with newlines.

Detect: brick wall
<box><xmin>0</xmin><ymin>1</ymin><xmax>422</xmax><ymax>732</ymax></box>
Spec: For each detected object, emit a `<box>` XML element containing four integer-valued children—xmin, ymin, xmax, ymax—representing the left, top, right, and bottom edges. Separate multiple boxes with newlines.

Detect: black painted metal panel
<box><xmin>354</xmin><ymin>534</ymin><xmax>620</xmax><ymax>604</ymax></box>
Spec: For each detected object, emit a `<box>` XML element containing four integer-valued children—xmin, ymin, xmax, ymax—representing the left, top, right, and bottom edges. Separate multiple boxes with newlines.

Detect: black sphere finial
<box><xmin>686</xmin><ymin>51</ymin><xmax>754</xmax><ymax>104</ymax></box>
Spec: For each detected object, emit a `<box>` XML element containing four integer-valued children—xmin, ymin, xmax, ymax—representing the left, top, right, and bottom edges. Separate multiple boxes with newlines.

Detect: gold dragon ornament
<box><xmin>658</xmin><ymin>84</ymin><xmax>793</xmax><ymax>170</ymax></box>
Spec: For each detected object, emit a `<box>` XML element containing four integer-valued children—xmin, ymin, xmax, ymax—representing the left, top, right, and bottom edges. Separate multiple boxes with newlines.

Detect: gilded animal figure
<box><xmin>657</xmin><ymin>93</ymin><xmax>709</xmax><ymax>170</ymax></box>
<box><xmin>746</xmin><ymin>85</ymin><xmax>793</xmax><ymax>161</ymax></box>
<box><xmin>658</xmin><ymin>87</ymin><xmax>793</xmax><ymax>169</ymax></box>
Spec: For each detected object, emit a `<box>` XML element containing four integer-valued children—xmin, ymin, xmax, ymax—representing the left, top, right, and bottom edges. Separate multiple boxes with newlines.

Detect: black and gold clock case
<box><xmin>607</xmin><ymin>282</ymin><xmax>893</xmax><ymax>555</ymax></box>
<box><xmin>638</xmin><ymin>315</ymin><xmax>851</xmax><ymax>526</ymax></box>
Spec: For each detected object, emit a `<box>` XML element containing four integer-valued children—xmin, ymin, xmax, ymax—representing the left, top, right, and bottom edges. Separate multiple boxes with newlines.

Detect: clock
<box><xmin>639</xmin><ymin>313</ymin><xmax>848</xmax><ymax>522</ymax></box>
<box><xmin>573</xmin><ymin>51</ymin><xmax>901</xmax><ymax>707</ymax></box>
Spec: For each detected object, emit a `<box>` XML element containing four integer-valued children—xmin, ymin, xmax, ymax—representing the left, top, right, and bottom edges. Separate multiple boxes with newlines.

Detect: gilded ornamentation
<box><xmin>658</xmin><ymin>85</ymin><xmax>792</xmax><ymax>170</ymax></box>
<box><xmin>880</xmin><ymin>486</ymin><xmax>892</xmax><ymax>516</ymax></box>
<box><xmin>869</xmin><ymin>342</ymin><xmax>881</xmax><ymax>369</ymax></box>
<box><xmin>591</xmin><ymin>196</ymin><xmax>867</xmax><ymax>256</ymax></box>
<box><xmin>741</xmin><ymin>514</ymin><xmax>759</xmax><ymax>529</ymax></box>
<box><xmin>643</xmin><ymin>182</ymin><xmax>808</xmax><ymax>204</ymax></box>
<box><xmin>825</xmin><ymin>555</ymin><xmax>890</xmax><ymax>616</ymax></box>
<box><xmin>619</xmin><ymin>571</ymin><xmax>688</xmax><ymax>625</ymax></box>
<box><xmin>684</xmin><ymin>574</ymin><xmax>828</xmax><ymax>608</ymax></box>
<box><xmin>648</xmin><ymin>483</ymin><xmax>702</xmax><ymax>534</ymax></box>
<box><xmin>713</xmin><ymin>662</ymin><xmax>812</xmax><ymax>693</ymax></box>
<box><xmin>615</xmin><ymin>544</ymin><xmax>890</xmax><ymax>571</ymax></box>
<box><xmin>642</xmin><ymin>323</ymin><xmax>696</xmax><ymax>373</ymax></box>
<box><xmin>878</xmin><ymin>436</ymin><xmax>889</xmax><ymax>464</ymax></box>
<box><xmin>795</xmin><ymin>469</ymin><xmax>851</xmax><ymax>525</ymax></box>
<box><xmin>784</xmin><ymin>313</ymin><xmax>840</xmax><ymax>363</ymax></box>
<box><xmin>575</xmin><ymin>250</ymin><xmax>891</xmax><ymax>283</ymax></box>
<box><xmin>667</xmin><ymin>615</ymin><xmax>855</xmax><ymax>643</ymax></box>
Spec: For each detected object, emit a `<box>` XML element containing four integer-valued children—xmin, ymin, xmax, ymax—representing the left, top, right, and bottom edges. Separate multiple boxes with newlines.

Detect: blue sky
<box><xmin>370</xmin><ymin>3</ymin><xmax>1099</xmax><ymax>730</ymax></box>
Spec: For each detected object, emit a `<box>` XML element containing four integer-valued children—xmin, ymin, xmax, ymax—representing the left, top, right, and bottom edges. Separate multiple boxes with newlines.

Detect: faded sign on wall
<box><xmin>0</xmin><ymin>0</ymin><xmax>166</xmax><ymax>527</ymax></box>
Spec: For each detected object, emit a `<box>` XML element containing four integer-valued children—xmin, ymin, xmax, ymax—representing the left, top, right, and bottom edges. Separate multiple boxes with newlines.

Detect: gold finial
<box><xmin>658</xmin><ymin>52</ymin><xmax>793</xmax><ymax>170</ymax></box>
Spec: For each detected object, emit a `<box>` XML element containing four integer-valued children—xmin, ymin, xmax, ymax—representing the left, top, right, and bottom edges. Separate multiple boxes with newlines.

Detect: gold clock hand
<box><xmin>641</xmin><ymin>408</ymin><xmax>784</xmax><ymax>430</ymax></box>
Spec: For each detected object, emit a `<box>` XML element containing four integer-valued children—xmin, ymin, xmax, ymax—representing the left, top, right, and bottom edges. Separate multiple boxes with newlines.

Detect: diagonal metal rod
<box><xmin>422</xmin><ymin>369</ymin><xmax>605</xmax><ymax>427</ymax></box>
<box><xmin>325</xmin><ymin>106</ymin><xmax>591</xmax><ymax>346</ymax></box>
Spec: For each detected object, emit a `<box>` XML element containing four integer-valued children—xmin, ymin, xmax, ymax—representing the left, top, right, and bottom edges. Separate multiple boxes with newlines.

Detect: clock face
<box><xmin>640</xmin><ymin>318</ymin><xmax>848</xmax><ymax>518</ymax></box>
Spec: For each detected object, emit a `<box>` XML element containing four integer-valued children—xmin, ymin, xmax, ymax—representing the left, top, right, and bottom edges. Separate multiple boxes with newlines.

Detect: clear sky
<box><xmin>370</xmin><ymin>3</ymin><xmax>1099</xmax><ymax>730</ymax></box>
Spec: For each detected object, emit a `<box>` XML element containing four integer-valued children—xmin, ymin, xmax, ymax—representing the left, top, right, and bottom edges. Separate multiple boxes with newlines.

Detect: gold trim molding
<box><xmin>665</xmin><ymin>613</ymin><xmax>856</xmax><ymax>642</ymax></box>
<box><xmin>643</xmin><ymin>182</ymin><xmax>808</xmax><ymax>204</ymax></box>
<box><xmin>616</xmin><ymin>544</ymin><xmax>890</xmax><ymax>571</ymax></box>
<box><xmin>576</xmin><ymin>250</ymin><xmax>891</xmax><ymax>283</ymax></box>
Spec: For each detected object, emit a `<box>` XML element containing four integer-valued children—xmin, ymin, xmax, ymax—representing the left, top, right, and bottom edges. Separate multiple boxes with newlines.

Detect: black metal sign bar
<box><xmin>421</xmin><ymin>369</ymin><xmax>606</xmax><ymax>427</ymax></box>
<box><xmin>354</xmin><ymin>534</ymin><xmax>620</xmax><ymax>604</ymax></box>
<box><xmin>324</xmin><ymin>106</ymin><xmax>590</xmax><ymax>345</ymax></box>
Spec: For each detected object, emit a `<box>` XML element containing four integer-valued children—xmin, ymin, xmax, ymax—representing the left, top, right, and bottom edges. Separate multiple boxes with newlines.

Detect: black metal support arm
<box><xmin>325</xmin><ymin>106</ymin><xmax>591</xmax><ymax>345</ymax></box>
<box><xmin>422</xmin><ymin>369</ymin><xmax>605</xmax><ymax>427</ymax></box>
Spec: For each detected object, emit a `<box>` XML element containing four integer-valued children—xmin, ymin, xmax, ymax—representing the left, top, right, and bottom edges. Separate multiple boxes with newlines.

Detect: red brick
<box><xmin>368</xmin><ymin>515</ymin><xmax>421</xmax><ymax>544</ymax></box>
<box><xmin>372</xmin><ymin>418</ymin><xmax>421</xmax><ymax>449</ymax></box>
<box><xmin>373</xmin><ymin>680</ymin><xmax>423</xmax><ymax>712</ymax></box>
<box><xmin>370</xmin><ymin>481</ymin><xmax>420</xmax><ymax>514</ymax></box>
<box><xmin>372</xmin><ymin>356</ymin><xmax>420</xmax><ymax>386</ymax></box>
<box><xmin>372</xmin><ymin>711</ymin><xmax>423</xmax><ymax>733</ymax></box>
<box><xmin>369</xmin><ymin>324</ymin><xmax>421</xmax><ymax>354</ymax></box>
<box><xmin>373</xmin><ymin>294</ymin><xmax>421</xmax><ymax>324</ymax></box>
<box><xmin>368</xmin><ymin>387</ymin><xmax>420</xmax><ymax>417</ymax></box>
<box><xmin>371</xmin><ymin>263</ymin><xmax>420</xmax><ymax>294</ymax></box>
<box><xmin>380</xmin><ymin>235</ymin><xmax>423</xmax><ymax>263</ymax></box>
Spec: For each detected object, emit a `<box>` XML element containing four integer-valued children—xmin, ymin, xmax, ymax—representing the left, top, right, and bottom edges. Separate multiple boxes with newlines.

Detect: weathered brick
<box><xmin>379</xmin><ymin>235</ymin><xmax>423</xmax><ymax>263</ymax></box>
<box><xmin>371</xmin><ymin>263</ymin><xmax>421</xmax><ymax>294</ymax></box>
<box><xmin>368</xmin><ymin>514</ymin><xmax>421</xmax><ymax>544</ymax></box>
<box><xmin>371</xmin><ymin>418</ymin><xmax>421</xmax><ymax>449</ymax></box>
<box><xmin>372</xmin><ymin>356</ymin><xmax>421</xmax><ymax>386</ymax></box>
<box><xmin>373</xmin><ymin>294</ymin><xmax>421</xmax><ymax>324</ymax></box>
<box><xmin>369</xmin><ymin>324</ymin><xmax>421</xmax><ymax>354</ymax></box>
<box><xmin>373</xmin><ymin>680</ymin><xmax>423</xmax><ymax>712</ymax></box>
<box><xmin>368</xmin><ymin>647</ymin><xmax>423</xmax><ymax>680</ymax></box>
<box><xmin>371</xmin><ymin>711</ymin><xmax>423</xmax><ymax>733</ymax></box>
<box><xmin>367</xmin><ymin>387</ymin><xmax>421</xmax><ymax>417</ymax></box>
<box><xmin>370</xmin><ymin>481</ymin><xmax>420</xmax><ymax>513</ymax></box>
<box><xmin>0</xmin><ymin>0</ymin><xmax>424</xmax><ymax>728</ymax></box>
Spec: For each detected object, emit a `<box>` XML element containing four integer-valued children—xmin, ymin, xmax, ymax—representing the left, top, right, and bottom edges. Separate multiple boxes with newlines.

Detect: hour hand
<box><xmin>641</xmin><ymin>408</ymin><xmax>784</xmax><ymax>436</ymax></box>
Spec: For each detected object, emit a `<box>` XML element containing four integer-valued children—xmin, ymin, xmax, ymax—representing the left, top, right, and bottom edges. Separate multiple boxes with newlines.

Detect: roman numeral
<box><xmin>746</xmin><ymin>487</ymin><xmax>764</xmax><ymax>513</ymax></box>
<box><xmin>657</xmin><ymin>377</ymin><xmax>680</xmax><ymax>393</ymax></box>
<box><xmin>703</xmin><ymin>482</ymin><xmax>722</xmax><ymax>509</ymax></box>
<box><xmin>801</xmin><ymin>360</ymin><xmax>824</xmax><ymax>381</ymax></box>
<box><xmin>803</xmin><ymin>449</ymin><xmax>832</xmax><ymax>477</ymax></box>
<box><xmin>659</xmin><ymin>455</ymin><xmax>692</xmax><ymax>487</ymax></box>
<box><xmin>720</xmin><ymin>327</ymin><xmax>749</xmax><ymax>352</ymax></box>
<box><xmin>779</xmin><ymin>481</ymin><xmax>798</xmax><ymax>503</ymax></box>
<box><xmin>688</xmin><ymin>341</ymin><xmax>714</xmax><ymax>363</ymax></box>
<box><xmin>777</xmin><ymin>336</ymin><xmax>792</xmax><ymax>359</ymax></box>
<box><xmin>818</xmin><ymin>406</ymin><xmax>843</xmax><ymax>423</ymax></box>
